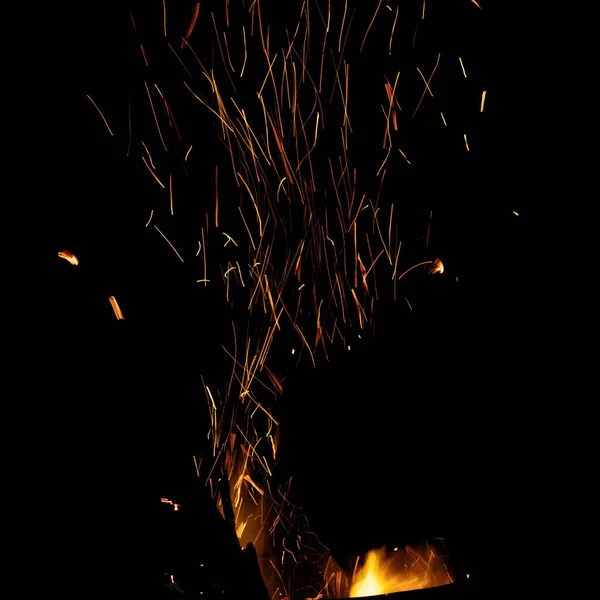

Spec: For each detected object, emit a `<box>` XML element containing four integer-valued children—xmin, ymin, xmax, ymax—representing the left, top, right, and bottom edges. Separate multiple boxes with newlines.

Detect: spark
<box><xmin>160</xmin><ymin>497</ymin><xmax>180</xmax><ymax>511</ymax></box>
<box><xmin>243</xmin><ymin>475</ymin><xmax>265</xmax><ymax>496</ymax></box>
<box><xmin>480</xmin><ymin>90</ymin><xmax>487</xmax><ymax>112</ymax></box>
<box><xmin>276</xmin><ymin>177</ymin><xmax>287</xmax><ymax>202</ymax></box>
<box><xmin>183</xmin><ymin>2</ymin><xmax>200</xmax><ymax>48</ymax></box>
<box><xmin>141</xmin><ymin>156</ymin><xmax>165</xmax><ymax>188</ymax></box>
<box><xmin>185</xmin><ymin>145</ymin><xmax>193</xmax><ymax>161</ymax></box>
<box><xmin>397</xmin><ymin>260</ymin><xmax>434</xmax><ymax>280</ymax></box>
<box><xmin>144</xmin><ymin>82</ymin><xmax>167</xmax><ymax>151</ymax></box>
<box><xmin>464</xmin><ymin>133</ymin><xmax>470</xmax><ymax>151</ymax></box>
<box><xmin>389</xmin><ymin>6</ymin><xmax>399</xmax><ymax>55</ymax></box>
<box><xmin>240</xmin><ymin>26</ymin><xmax>248</xmax><ymax>77</ymax></box>
<box><xmin>512</xmin><ymin>211</ymin><xmax>519</xmax><ymax>216</ymax></box>
<box><xmin>360</xmin><ymin>0</ymin><xmax>382</xmax><ymax>52</ymax></box>
<box><xmin>398</xmin><ymin>147</ymin><xmax>411</xmax><ymax>164</ymax></box>
<box><xmin>169</xmin><ymin>173</ymin><xmax>174</xmax><ymax>215</ymax></box>
<box><xmin>108</xmin><ymin>296</ymin><xmax>125</xmax><ymax>320</ymax></box>
<box><xmin>145</xmin><ymin>210</ymin><xmax>153</xmax><ymax>227</ymax></box>
<box><xmin>440</xmin><ymin>112</ymin><xmax>447</xmax><ymax>126</ymax></box>
<box><xmin>141</xmin><ymin>141</ymin><xmax>155</xmax><ymax>168</ymax></box>
<box><xmin>57</xmin><ymin>250</ymin><xmax>78</xmax><ymax>266</ymax></box>
<box><xmin>162</xmin><ymin>0</ymin><xmax>167</xmax><ymax>36</ymax></box>
<box><xmin>153</xmin><ymin>225</ymin><xmax>185</xmax><ymax>262</ymax></box>
<box><xmin>223</xmin><ymin>232</ymin><xmax>239</xmax><ymax>247</ymax></box>
<box><xmin>86</xmin><ymin>95</ymin><xmax>113</xmax><ymax>136</ymax></box>
<box><xmin>338</xmin><ymin>0</ymin><xmax>348</xmax><ymax>53</ymax></box>
<box><xmin>201</xmin><ymin>228</ymin><xmax>207</xmax><ymax>285</ymax></box>
<box><xmin>258</xmin><ymin>53</ymin><xmax>279</xmax><ymax>99</ymax></box>
<box><xmin>168</xmin><ymin>42</ymin><xmax>195</xmax><ymax>79</ymax></box>
<box><xmin>471</xmin><ymin>0</ymin><xmax>483</xmax><ymax>9</ymax></box>
<box><xmin>412</xmin><ymin>53</ymin><xmax>441</xmax><ymax>118</ymax></box>
<box><xmin>222</xmin><ymin>31</ymin><xmax>236</xmax><ymax>73</ymax></box>
<box><xmin>459</xmin><ymin>56</ymin><xmax>467</xmax><ymax>78</ymax></box>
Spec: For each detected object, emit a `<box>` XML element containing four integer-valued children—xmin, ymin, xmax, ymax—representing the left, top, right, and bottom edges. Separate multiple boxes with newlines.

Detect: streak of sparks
<box><xmin>389</xmin><ymin>6</ymin><xmax>399</xmax><ymax>55</ymax></box>
<box><xmin>86</xmin><ymin>95</ymin><xmax>113</xmax><ymax>136</ymax></box>
<box><xmin>153</xmin><ymin>225</ymin><xmax>185</xmax><ymax>262</ymax></box>
<box><xmin>240</xmin><ymin>26</ymin><xmax>248</xmax><ymax>77</ymax></box>
<box><xmin>480</xmin><ymin>90</ymin><xmax>487</xmax><ymax>112</ymax></box>
<box><xmin>464</xmin><ymin>133</ymin><xmax>470</xmax><ymax>151</ymax></box>
<box><xmin>412</xmin><ymin>53</ymin><xmax>441</xmax><ymax>118</ymax></box>
<box><xmin>120</xmin><ymin>2</ymin><xmax>487</xmax><ymax>596</ymax></box>
<box><xmin>183</xmin><ymin>2</ymin><xmax>200</xmax><ymax>48</ymax></box>
<box><xmin>359</xmin><ymin>0</ymin><xmax>382</xmax><ymax>53</ymax></box>
<box><xmin>142</xmin><ymin>156</ymin><xmax>165</xmax><ymax>188</ymax></box>
<box><xmin>141</xmin><ymin>141</ymin><xmax>155</xmax><ymax>168</ymax></box>
<box><xmin>459</xmin><ymin>56</ymin><xmax>467</xmax><ymax>78</ymax></box>
<box><xmin>397</xmin><ymin>260</ymin><xmax>434</xmax><ymax>281</ymax></box>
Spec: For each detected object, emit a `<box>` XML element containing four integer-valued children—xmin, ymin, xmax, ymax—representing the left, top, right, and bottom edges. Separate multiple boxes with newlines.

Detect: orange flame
<box><xmin>349</xmin><ymin>545</ymin><xmax>453</xmax><ymax>597</ymax></box>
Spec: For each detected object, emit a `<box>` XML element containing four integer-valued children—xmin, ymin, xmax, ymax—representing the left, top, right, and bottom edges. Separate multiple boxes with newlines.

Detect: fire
<box><xmin>349</xmin><ymin>545</ymin><xmax>453</xmax><ymax>598</ymax></box>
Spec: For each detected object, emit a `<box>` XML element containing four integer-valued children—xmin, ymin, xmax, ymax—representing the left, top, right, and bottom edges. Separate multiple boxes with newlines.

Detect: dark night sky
<box><xmin>44</xmin><ymin>1</ymin><xmax>542</xmax><ymax>594</ymax></box>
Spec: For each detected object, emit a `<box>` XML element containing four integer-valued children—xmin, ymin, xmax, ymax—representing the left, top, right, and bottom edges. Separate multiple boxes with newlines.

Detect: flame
<box><xmin>349</xmin><ymin>546</ymin><xmax>453</xmax><ymax>597</ymax></box>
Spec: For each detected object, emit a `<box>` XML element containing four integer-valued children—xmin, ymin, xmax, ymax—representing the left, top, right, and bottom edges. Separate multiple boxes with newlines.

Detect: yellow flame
<box><xmin>349</xmin><ymin>546</ymin><xmax>452</xmax><ymax>597</ymax></box>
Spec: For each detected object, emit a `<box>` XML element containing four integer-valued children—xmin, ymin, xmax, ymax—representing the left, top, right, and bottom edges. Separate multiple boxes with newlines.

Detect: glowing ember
<box><xmin>349</xmin><ymin>546</ymin><xmax>453</xmax><ymax>598</ymax></box>
<box><xmin>108</xmin><ymin>295</ymin><xmax>125</xmax><ymax>320</ymax></box>
<box><xmin>427</xmin><ymin>258</ymin><xmax>444</xmax><ymax>275</ymax></box>
<box><xmin>58</xmin><ymin>249</ymin><xmax>79</xmax><ymax>266</ymax></box>
<box><xmin>160</xmin><ymin>497</ymin><xmax>181</xmax><ymax>511</ymax></box>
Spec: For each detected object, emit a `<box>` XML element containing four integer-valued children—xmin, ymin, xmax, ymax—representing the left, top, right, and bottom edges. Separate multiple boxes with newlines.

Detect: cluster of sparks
<box><xmin>65</xmin><ymin>1</ymin><xmax>490</xmax><ymax>598</ymax></box>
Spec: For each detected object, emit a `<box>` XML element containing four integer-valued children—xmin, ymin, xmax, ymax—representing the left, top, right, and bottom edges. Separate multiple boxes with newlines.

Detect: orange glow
<box><xmin>427</xmin><ymin>257</ymin><xmax>444</xmax><ymax>275</ymax></box>
<box><xmin>349</xmin><ymin>546</ymin><xmax>453</xmax><ymax>597</ymax></box>
<box><xmin>160</xmin><ymin>497</ymin><xmax>181</xmax><ymax>511</ymax></box>
<box><xmin>57</xmin><ymin>250</ymin><xmax>79</xmax><ymax>266</ymax></box>
<box><xmin>108</xmin><ymin>296</ymin><xmax>125</xmax><ymax>320</ymax></box>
